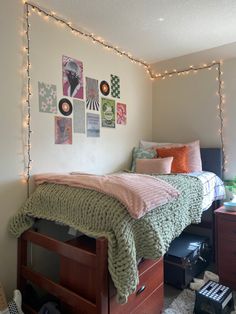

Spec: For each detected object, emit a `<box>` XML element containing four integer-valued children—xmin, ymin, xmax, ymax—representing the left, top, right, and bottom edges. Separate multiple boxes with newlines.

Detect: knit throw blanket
<box><xmin>9</xmin><ymin>174</ymin><xmax>203</xmax><ymax>303</ymax></box>
<box><xmin>34</xmin><ymin>172</ymin><xmax>180</xmax><ymax>219</ymax></box>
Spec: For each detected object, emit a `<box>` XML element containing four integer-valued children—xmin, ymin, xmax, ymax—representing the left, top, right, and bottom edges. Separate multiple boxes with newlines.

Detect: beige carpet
<box><xmin>163</xmin><ymin>288</ymin><xmax>236</xmax><ymax>314</ymax></box>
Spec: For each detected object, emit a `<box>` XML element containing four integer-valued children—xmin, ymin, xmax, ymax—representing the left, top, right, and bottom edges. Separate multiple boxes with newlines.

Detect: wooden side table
<box><xmin>215</xmin><ymin>206</ymin><xmax>236</xmax><ymax>290</ymax></box>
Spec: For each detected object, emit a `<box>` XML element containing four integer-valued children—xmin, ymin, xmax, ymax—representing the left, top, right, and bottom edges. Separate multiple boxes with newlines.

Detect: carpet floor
<box><xmin>163</xmin><ymin>287</ymin><xmax>236</xmax><ymax>314</ymax></box>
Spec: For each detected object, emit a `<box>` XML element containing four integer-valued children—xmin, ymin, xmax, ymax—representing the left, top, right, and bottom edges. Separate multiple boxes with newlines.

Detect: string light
<box><xmin>23</xmin><ymin>3</ymin><xmax>32</xmax><ymax>196</ymax></box>
<box><xmin>149</xmin><ymin>61</ymin><xmax>227</xmax><ymax>173</ymax></box>
<box><xmin>25</xmin><ymin>2</ymin><xmax>149</xmax><ymax>70</ymax></box>
<box><xmin>22</xmin><ymin>1</ymin><xmax>227</xmax><ymax>186</ymax></box>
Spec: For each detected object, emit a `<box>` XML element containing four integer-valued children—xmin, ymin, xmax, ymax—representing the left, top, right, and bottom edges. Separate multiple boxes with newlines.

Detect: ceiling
<box><xmin>31</xmin><ymin>0</ymin><xmax>236</xmax><ymax>63</ymax></box>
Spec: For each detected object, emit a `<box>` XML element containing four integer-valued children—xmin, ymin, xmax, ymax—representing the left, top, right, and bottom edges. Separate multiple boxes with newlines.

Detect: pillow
<box><xmin>140</xmin><ymin>140</ymin><xmax>202</xmax><ymax>172</ymax></box>
<box><xmin>136</xmin><ymin>157</ymin><xmax>173</xmax><ymax>174</ymax></box>
<box><xmin>156</xmin><ymin>146</ymin><xmax>189</xmax><ymax>173</ymax></box>
<box><xmin>140</xmin><ymin>139</ymin><xmax>170</xmax><ymax>149</ymax></box>
<box><xmin>130</xmin><ymin>147</ymin><xmax>157</xmax><ymax>172</ymax></box>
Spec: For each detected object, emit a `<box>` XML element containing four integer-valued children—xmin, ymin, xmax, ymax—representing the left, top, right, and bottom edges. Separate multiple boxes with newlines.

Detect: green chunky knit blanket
<box><xmin>9</xmin><ymin>174</ymin><xmax>203</xmax><ymax>303</ymax></box>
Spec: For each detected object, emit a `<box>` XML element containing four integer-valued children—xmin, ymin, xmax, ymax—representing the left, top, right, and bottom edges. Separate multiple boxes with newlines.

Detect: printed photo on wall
<box><xmin>101</xmin><ymin>98</ymin><xmax>115</xmax><ymax>128</ymax></box>
<box><xmin>73</xmin><ymin>99</ymin><xmax>85</xmax><ymax>133</ymax></box>
<box><xmin>86</xmin><ymin>77</ymin><xmax>99</xmax><ymax>111</ymax></box>
<box><xmin>111</xmin><ymin>74</ymin><xmax>120</xmax><ymax>98</ymax></box>
<box><xmin>117</xmin><ymin>103</ymin><xmax>127</xmax><ymax>125</ymax></box>
<box><xmin>38</xmin><ymin>82</ymin><xmax>57</xmax><ymax>113</ymax></box>
<box><xmin>87</xmin><ymin>113</ymin><xmax>100</xmax><ymax>137</ymax></box>
<box><xmin>55</xmin><ymin>116</ymin><xmax>72</xmax><ymax>144</ymax></box>
<box><xmin>62</xmin><ymin>55</ymin><xmax>83</xmax><ymax>99</ymax></box>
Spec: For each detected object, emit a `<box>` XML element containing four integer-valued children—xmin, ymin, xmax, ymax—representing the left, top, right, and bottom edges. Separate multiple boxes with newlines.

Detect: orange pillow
<box><xmin>156</xmin><ymin>146</ymin><xmax>189</xmax><ymax>173</ymax></box>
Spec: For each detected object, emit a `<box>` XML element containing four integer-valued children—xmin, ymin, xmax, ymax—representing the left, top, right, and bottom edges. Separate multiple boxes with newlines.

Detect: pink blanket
<box><xmin>34</xmin><ymin>173</ymin><xmax>180</xmax><ymax>219</ymax></box>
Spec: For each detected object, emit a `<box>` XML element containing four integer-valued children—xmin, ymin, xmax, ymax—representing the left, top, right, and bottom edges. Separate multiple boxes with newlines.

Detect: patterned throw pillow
<box><xmin>130</xmin><ymin>147</ymin><xmax>157</xmax><ymax>172</ymax></box>
<box><xmin>156</xmin><ymin>146</ymin><xmax>189</xmax><ymax>173</ymax></box>
<box><xmin>136</xmin><ymin>157</ymin><xmax>173</xmax><ymax>174</ymax></box>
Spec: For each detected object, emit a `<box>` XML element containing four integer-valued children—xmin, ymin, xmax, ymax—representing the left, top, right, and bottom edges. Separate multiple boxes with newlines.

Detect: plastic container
<box><xmin>223</xmin><ymin>201</ymin><xmax>236</xmax><ymax>211</ymax></box>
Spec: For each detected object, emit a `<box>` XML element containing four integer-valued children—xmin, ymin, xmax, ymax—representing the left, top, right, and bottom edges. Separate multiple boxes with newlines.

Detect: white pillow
<box><xmin>140</xmin><ymin>140</ymin><xmax>170</xmax><ymax>149</ymax></box>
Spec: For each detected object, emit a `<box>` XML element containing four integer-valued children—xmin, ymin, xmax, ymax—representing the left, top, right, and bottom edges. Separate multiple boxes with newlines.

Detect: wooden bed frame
<box><xmin>18</xmin><ymin>230</ymin><xmax>163</xmax><ymax>313</ymax></box>
<box><xmin>17</xmin><ymin>148</ymin><xmax>222</xmax><ymax>314</ymax></box>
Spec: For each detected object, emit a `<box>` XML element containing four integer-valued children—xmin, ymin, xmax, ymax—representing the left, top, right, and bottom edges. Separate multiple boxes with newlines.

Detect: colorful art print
<box><xmin>117</xmin><ymin>103</ymin><xmax>127</xmax><ymax>125</ymax></box>
<box><xmin>62</xmin><ymin>55</ymin><xmax>84</xmax><ymax>99</ymax></box>
<box><xmin>73</xmin><ymin>99</ymin><xmax>85</xmax><ymax>133</ymax></box>
<box><xmin>111</xmin><ymin>74</ymin><xmax>120</xmax><ymax>99</ymax></box>
<box><xmin>55</xmin><ymin>116</ymin><xmax>72</xmax><ymax>144</ymax></box>
<box><xmin>59</xmin><ymin>98</ymin><xmax>72</xmax><ymax>116</ymax></box>
<box><xmin>38</xmin><ymin>82</ymin><xmax>57</xmax><ymax>113</ymax></box>
<box><xmin>101</xmin><ymin>98</ymin><xmax>115</xmax><ymax>128</ymax></box>
<box><xmin>87</xmin><ymin>113</ymin><xmax>100</xmax><ymax>137</ymax></box>
<box><xmin>86</xmin><ymin>77</ymin><xmax>99</xmax><ymax>110</ymax></box>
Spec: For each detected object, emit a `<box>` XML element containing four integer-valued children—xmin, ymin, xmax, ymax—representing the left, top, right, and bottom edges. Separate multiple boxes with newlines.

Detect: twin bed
<box><xmin>9</xmin><ymin>148</ymin><xmax>224</xmax><ymax>313</ymax></box>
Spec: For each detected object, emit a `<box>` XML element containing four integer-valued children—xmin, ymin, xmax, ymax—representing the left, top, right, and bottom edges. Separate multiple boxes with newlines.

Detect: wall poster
<box><xmin>101</xmin><ymin>98</ymin><xmax>115</xmax><ymax>128</ymax></box>
<box><xmin>55</xmin><ymin>116</ymin><xmax>72</xmax><ymax>144</ymax></box>
<box><xmin>117</xmin><ymin>102</ymin><xmax>127</xmax><ymax>125</ymax></box>
<box><xmin>86</xmin><ymin>77</ymin><xmax>99</xmax><ymax>110</ymax></box>
<box><xmin>38</xmin><ymin>82</ymin><xmax>57</xmax><ymax>113</ymax></box>
<box><xmin>62</xmin><ymin>55</ymin><xmax>83</xmax><ymax>99</ymax></box>
<box><xmin>111</xmin><ymin>74</ymin><xmax>120</xmax><ymax>98</ymax></box>
<box><xmin>87</xmin><ymin>113</ymin><xmax>100</xmax><ymax>137</ymax></box>
<box><xmin>73</xmin><ymin>99</ymin><xmax>85</xmax><ymax>133</ymax></box>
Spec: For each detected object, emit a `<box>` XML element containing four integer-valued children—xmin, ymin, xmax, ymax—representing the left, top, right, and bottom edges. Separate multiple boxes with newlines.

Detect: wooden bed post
<box><xmin>96</xmin><ymin>237</ymin><xmax>109</xmax><ymax>314</ymax></box>
<box><xmin>17</xmin><ymin>236</ymin><xmax>28</xmax><ymax>294</ymax></box>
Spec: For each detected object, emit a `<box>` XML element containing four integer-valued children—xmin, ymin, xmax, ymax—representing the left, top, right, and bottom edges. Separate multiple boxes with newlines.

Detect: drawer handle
<box><xmin>136</xmin><ymin>285</ymin><xmax>146</xmax><ymax>296</ymax></box>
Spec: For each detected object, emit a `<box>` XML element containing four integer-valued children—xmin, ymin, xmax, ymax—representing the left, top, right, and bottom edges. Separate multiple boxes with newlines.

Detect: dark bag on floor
<box><xmin>164</xmin><ymin>232</ymin><xmax>210</xmax><ymax>289</ymax></box>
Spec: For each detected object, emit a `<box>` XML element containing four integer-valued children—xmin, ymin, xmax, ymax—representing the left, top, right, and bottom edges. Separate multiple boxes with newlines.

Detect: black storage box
<box><xmin>164</xmin><ymin>232</ymin><xmax>211</xmax><ymax>289</ymax></box>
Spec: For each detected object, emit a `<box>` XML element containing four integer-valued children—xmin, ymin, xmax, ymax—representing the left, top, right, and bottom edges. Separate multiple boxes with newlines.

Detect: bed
<box><xmin>9</xmin><ymin>148</ymin><xmax>224</xmax><ymax>314</ymax></box>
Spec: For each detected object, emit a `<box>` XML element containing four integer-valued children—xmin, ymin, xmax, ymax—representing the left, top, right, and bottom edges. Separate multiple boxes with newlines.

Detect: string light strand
<box><xmin>25</xmin><ymin>3</ymin><xmax>32</xmax><ymax>197</ymax></box>
<box><xmin>217</xmin><ymin>63</ymin><xmax>226</xmax><ymax>172</ymax></box>
<box><xmin>149</xmin><ymin>61</ymin><xmax>217</xmax><ymax>79</ymax></box>
<box><xmin>150</xmin><ymin>61</ymin><xmax>226</xmax><ymax>174</ymax></box>
<box><xmin>22</xmin><ymin>1</ymin><xmax>227</xmax><ymax>183</ymax></box>
<box><xmin>25</xmin><ymin>2</ymin><xmax>149</xmax><ymax>70</ymax></box>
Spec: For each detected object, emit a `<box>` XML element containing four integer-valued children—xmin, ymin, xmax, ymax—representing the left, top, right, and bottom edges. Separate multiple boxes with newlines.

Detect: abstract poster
<box><xmin>87</xmin><ymin>113</ymin><xmax>100</xmax><ymax>137</ymax></box>
<box><xmin>73</xmin><ymin>99</ymin><xmax>85</xmax><ymax>133</ymax></box>
<box><xmin>101</xmin><ymin>98</ymin><xmax>115</xmax><ymax>128</ymax></box>
<box><xmin>86</xmin><ymin>77</ymin><xmax>99</xmax><ymax>110</ymax></box>
<box><xmin>117</xmin><ymin>103</ymin><xmax>127</xmax><ymax>125</ymax></box>
<box><xmin>62</xmin><ymin>55</ymin><xmax>83</xmax><ymax>99</ymax></box>
<box><xmin>55</xmin><ymin>116</ymin><xmax>72</xmax><ymax>144</ymax></box>
<box><xmin>38</xmin><ymin>82</ymin><xmax>57</xmax><ymax>113</ymax></box>
<box><xmin>111</xmin><ymin>74</ymin><xmax>120</xmax><ymax>98</ymax></box>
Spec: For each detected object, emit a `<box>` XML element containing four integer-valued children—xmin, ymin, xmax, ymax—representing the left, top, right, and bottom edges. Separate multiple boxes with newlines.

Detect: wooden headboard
<box><xmin>200</xmin><ymin>148</ymin><xmax>222</xmax><ymax>179</ymax></box>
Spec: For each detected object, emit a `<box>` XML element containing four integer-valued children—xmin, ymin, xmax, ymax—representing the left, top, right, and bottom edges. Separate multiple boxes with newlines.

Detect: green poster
<box><xmin>101</xmin><ymin>98</ymin><xmax>115</xmax><ymax>128</ymax></box>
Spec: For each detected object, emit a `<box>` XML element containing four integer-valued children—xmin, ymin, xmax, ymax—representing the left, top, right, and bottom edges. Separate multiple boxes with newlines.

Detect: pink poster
<box><xmin>117</xmin><ymin>103</ymin><xmax>127</xmax><ymax>125</ymax></box>
<box><xmin>55</xmin><ymin>116</ymin><xmax>72</xmax><ymax>144</ymax></box>
<box><xmin>62</xmin><ymin>55</ymin><xmax>83</xmax><ymax>99</ymax></box>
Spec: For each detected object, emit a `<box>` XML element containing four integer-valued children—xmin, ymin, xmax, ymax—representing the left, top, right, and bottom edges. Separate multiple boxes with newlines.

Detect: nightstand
<box><xmin>215</xmin><ymin>206</ymin><xmax>236</xmax><ymax>290</ymax></box>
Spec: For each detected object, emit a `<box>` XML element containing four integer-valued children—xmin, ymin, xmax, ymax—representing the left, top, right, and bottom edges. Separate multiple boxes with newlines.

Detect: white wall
<box><xmin>151</xmin><ymin>46</ymin><xmax>236</xmax><ymax>179</ymax></box>
<box><xmin>30</xmin><ymin>9</ymin><xmax>152</xmax><ymax>176</ymax></box>
<box><xmin>0</xmin><ymin>0</ymin><xmax>152</xmax><ymax>296</ymax></box>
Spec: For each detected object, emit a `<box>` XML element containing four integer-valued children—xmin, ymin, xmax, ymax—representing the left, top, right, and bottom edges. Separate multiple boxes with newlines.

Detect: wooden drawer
<box><xmin>132</xmin><ymin>284</ymin><xmax>163</xmax><ymax>314</ymax></box>
<box><xmin>217</xmin><ymin>218</ymin><xmax>236</xmax><ymax>241</ymax></box>
<box><xmin>110</xmin><ymin>258</ymin><xmax>163</xmax><ymax>314</ymax></box>
<box><xmin>218</xmin><ymin>242</ymin><xmax>236</xmax><ymax>287</ymax></box>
